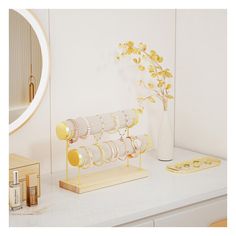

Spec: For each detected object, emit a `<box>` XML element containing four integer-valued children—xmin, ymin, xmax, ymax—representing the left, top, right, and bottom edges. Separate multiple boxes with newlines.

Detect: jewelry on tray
<box><xmin>193</xmin><ymin>160</ymin><xmax>201</xmax><ymax>168</ymax></box>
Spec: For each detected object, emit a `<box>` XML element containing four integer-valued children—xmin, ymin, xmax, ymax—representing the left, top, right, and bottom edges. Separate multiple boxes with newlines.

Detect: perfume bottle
<box><xmin>9</xmin><ymin>170</ymin><xmax>22</xmax><ymax>211</ymax></box>
<box><xmin>26</xmin><ymin>173</ymin><xmax>38</xmax><ymax>206</ymax></box>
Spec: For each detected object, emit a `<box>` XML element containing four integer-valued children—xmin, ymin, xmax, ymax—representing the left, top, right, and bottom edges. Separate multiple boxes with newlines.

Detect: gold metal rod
<box><xmin>127</xmin><ymin>158</ymin><xmax>130</xmax><ymax>167</ymax></box>
<box><xmin>66</xmin><ymin>140</ymin><xmax>69</xmax><ymax>181</ymax></box>
<box><xmin>139</xmin><ymin>152</ymin><xmax>142</xmax><ymax>169</ymax></box>
<box><xmin>127</xmin><ymin>128</ymin><xmax>130</xmax><ymax>167</ymax></box>
<box><xmin>78</xmin><ymin>166</ymin><xmax>80</xmax><ymax>186</ymax></box>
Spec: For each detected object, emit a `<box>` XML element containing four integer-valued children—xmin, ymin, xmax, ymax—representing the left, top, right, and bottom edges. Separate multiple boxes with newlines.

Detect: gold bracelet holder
<box><xmin>56</xmin><ymin>109</ymin><xmax>153</xmax><ymax>194</ymax></box>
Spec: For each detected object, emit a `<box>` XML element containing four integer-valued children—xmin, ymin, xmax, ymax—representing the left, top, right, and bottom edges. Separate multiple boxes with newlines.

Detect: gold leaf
<box><xmin>133</xmin><ymin>58</ymin><xmax>141</xmax><ymax>64</ymax></box>
<box><xmin>138</xmin><ymin>65</ymin><xmax>145</xmax><ymax>71</ymax></box>
<box><xmin>148</xmin><ymin>82</ymin><xmax>155</xmax><ymax>89</ymax></box>
<box><xmin>127</xmin><ymin>47</ymin><xmax>133</xmax><ymax>54</ymax></box>
<box><xmin>127</xmin><ymin>41</ymin><xmax>134</xmax><ymax>47</ymax></box>
<box><xmin>147</xmin><ymin>96</ymin><xmax>156</xmax><ymax>103</ymax></box>
<box><xmin>165</xmin><ymin>94</ymin><xmax>174</xmax><ymax>99</ymax></box>
<box><xmin>151</xmin><ymin>73</ymin><xmax>157</xmax><ymax>78</ymax></box>
<box><xmin>138</xmin><ymin>42</ymin><xmax>147</xmax><ymax>51</ymax></box>
<box><xmin>137</xmin><ymin>107</ymin><xmax>144</xmax><ymax>114</ymax></box>
<box><xmin>150</xmin><ymin>50</ymin><xmax>157</xmax><ymax>56</ymax></box>
<box><xmin>148</xmin><ymin>65</ymin><xmax>155</xmax><ymax>73</ymax></box>
<box><xmin>158</xmin><ymin>56</ymin><xmax>163</xmax><ymax>63</ymax></box>
<box><xmin>158</xmin><ymin>81</ymin><xmax>164</xmax><ymax>87</ymax></box>
<box><xmin>164</xmin><ymin>69</ymin><xmax>173</xmax><ymax>78</ymax></box>
<box><xmin>166</xmin><ymin>84</ymin><xmax>171</xmax><ymax>90</ymax></box>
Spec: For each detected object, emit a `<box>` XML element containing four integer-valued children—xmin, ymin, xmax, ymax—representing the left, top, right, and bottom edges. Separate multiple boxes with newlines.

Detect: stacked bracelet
<box><xmin>66</xmin><ymin>119</ymin><xmax>79</xmax><ymax>143</ymax></box>
<box><xmin>80</xmin><ymin>117</ymin><xmax>91</xmax><ymax>139</ymax></box>
<box><xmin>93</xmin><ymin>143</ymin><xmax>105</xmax><ymax>166</ymax></box>
<box><xmin>80</xmin><ymin>146</ymin><xmax>93</xmax><ymax>169</ymax></box>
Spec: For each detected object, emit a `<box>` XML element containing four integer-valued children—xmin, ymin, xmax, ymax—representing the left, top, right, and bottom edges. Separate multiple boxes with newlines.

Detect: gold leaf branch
<box><xmin>117</xmin><ymin>41</ymin><xmax>174</xmax><ymax>111</ymax></box>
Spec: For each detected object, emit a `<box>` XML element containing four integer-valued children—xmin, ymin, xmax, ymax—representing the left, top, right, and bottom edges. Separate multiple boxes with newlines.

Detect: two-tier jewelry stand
<box><xmin>56</xmin><ymin>109</ymin><xmax>152</xmax><ymax>194</ymax></box>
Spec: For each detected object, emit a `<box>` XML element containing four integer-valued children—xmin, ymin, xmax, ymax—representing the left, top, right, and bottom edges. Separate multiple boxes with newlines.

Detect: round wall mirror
<box><xmin>9</xmin><ymin>9</ymin><xmax>49</xmax><ymax>134</ymax></box>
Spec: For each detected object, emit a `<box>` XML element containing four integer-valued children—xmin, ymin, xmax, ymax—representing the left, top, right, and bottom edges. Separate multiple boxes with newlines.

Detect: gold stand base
<box><xmin>59</xmin><ymin>165</ymin><xmax>148</xmax><ymax>194</ymax></box>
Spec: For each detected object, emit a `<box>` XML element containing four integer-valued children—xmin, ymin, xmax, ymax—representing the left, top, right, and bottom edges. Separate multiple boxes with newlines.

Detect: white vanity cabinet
<box><xmin>9</xmin><ymin>148</ymin><xmax>227</xmax><ymax>227</ymax></box>
<box><xmin>120</xmin><ymin>195</ymin><xmax>226</xmax><ymax>227</ymax></box>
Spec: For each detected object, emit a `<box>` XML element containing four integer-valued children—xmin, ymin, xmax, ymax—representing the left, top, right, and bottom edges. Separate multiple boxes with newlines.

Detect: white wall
<box><xmin>9</xmin><ymin>9</ymin><xmax>227</xmax><ymax>176</ymax></box>
<box><xmin>49</xmin><ymin>9</ymin><xmax>176</xmax><ymax>172</ymax></box>
<box><xmin>174</xmin><ymin>10</ymin><xmax>227</xmax><ymax>158</ymax></box>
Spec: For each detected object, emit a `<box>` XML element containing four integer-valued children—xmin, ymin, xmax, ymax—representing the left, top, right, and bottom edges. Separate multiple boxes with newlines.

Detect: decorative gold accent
<box><xmin>117</xmin><ymin>41</ymin><xmax>174</xmax><ymax>111</ymax></box>
<box><xmin>166</xmin><ymin>156</ymin><xmax>221</xmax><ymax>174</ymax></box>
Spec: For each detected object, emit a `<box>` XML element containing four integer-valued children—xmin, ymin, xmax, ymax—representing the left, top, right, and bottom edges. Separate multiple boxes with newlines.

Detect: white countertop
<box><xmin>9</xmin><ymin>147</ymin><xmax>227</xmax><ymax>227</ymax></box>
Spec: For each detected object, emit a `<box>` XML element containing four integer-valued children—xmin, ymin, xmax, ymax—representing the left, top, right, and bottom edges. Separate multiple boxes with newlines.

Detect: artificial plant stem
<box><xmin>163</xmin><ymin>99</ymin><xmax>168</xmax><ymax>111</ymax></box>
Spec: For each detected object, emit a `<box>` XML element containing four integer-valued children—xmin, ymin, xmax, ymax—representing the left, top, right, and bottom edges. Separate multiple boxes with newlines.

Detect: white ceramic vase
<box><xmin>157</xmin><ymin>110</ymin><xmax>174</xmax><ymax>161</ymax></box>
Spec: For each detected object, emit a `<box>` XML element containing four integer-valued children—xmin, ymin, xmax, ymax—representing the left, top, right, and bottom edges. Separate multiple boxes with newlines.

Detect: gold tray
<box><xmin>166</xmin><ymin>156</ymin><xmax>221</xmax><ymax>174</ymax></box>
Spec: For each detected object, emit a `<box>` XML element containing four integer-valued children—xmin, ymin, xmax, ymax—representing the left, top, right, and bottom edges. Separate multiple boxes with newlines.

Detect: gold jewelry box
<box><xmin>9</xmin><ymin>154</ymin><xmax>41</xmax><ymax>201</ymax></box>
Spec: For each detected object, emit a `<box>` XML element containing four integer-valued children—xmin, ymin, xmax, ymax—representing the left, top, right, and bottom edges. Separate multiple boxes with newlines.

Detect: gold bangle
<box><xmin>108</xmin><ymin>114</ymin><xmax>119</xmax><ymax>134</ymax></box>
<box><xmin>108</xmin><ymin>141</ymin><xmax>119</xmax><ymax>161</ymax></box>
<box><xmin>126</xmin><ymin>136</ymin><xmax>137</xmax><ymax>158</ymax></box>
<box><xmin>103</xmin><ymin>142</ymin><xmax>114</xmax><ymax>163</ymax></box>
<box><xmin>68</xmin><ymin>149</ymin><xmax>84</xmax><ymax>167</ymax></box>
<box><xmin>93</xmin><ymin>143</ymin><xmax>105</xmax><ymax>166</ymax></box>
<box><xmin>80</xmin><ymin>146</ymin><xmax>93</xmax><ymax>169</ymax></box>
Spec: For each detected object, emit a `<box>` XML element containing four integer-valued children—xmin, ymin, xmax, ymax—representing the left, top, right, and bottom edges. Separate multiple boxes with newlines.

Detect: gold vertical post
<box><xmin>126</xmin><ymin>128</ymin><xmax>130</xmax><ymax>167</ymax></box>
<box><xmin>77</xmin><ymin>166</ymin><xmax>80</xmax><ymax>186</ymax></box>
<box><xmin>66</xmin><ymin>140</ymin><xmax>69</xmax><ymax>181</ymax></box>
<box><xmin>139</xmin><ymin>152</ymin><xmax>142</xmax><ymax>170</ymax></box>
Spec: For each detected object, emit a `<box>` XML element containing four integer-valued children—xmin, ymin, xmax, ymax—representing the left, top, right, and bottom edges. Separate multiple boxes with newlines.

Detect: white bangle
<box><xmin>80</xmin><ymin>146</ymin><xmax>93</xmax><ymax>169</ymax></box>
<box><xmin>66</xmin><ymin>119</ymin><xmax>79</xmax><ymax>143</ymax></box>
<box><xmin>80</xmin><ymin>117</ymin><xmax>91</xmax><ymax>139</ymax></box>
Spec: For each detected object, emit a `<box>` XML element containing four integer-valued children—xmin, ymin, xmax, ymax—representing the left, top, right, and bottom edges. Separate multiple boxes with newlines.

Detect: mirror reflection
<box><xmin>9</xmin><ymin>9</ymin><xmax>42</xmax><ymax>124</ymax></box>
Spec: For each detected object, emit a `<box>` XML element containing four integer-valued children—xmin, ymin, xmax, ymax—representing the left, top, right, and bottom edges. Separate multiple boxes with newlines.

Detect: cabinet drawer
<box><xmin>118</xmin><ymin>219</ymin><xmax>154</xmax><ymax>227</ymax></box>
<box><xmin>155</xmin><ymin>196</ymin><xmax>227</xmax><ymax>227</ymax></box>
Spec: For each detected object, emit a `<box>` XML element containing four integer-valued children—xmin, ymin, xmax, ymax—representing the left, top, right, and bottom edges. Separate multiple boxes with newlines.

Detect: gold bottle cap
<box><xmin>26</xmin><ymin>173</ymin><xmax>38</xmax><ymax>187</ymax></box>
